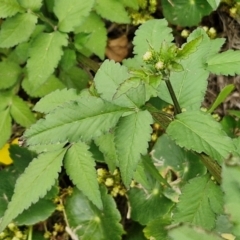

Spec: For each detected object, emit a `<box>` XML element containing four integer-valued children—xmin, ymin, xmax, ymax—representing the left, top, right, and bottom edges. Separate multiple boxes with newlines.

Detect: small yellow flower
<box><xmin>143</xmin><ymin>51</ymin><xmax>152</xmax><ymax>61</ymax></box>
<box><xmin>155</xmin><ymin>61</ymin><xmax>164</xmax><ymax>70</ymax></box>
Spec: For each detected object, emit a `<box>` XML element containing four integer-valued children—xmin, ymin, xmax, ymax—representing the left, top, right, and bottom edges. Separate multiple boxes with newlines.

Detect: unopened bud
<box><xmin>143</xmin><ymin>51</ymin><xmax>152</xmax><ymax>61</ymax></box>
<box><xmin>155</xmin><ymin>61</ymin><xmax>164</xmax><ymax>70</ymax></box>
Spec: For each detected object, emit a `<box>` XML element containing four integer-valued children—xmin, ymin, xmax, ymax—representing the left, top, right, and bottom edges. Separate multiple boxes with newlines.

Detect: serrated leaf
<box><xmin>0</xmin><ymin>0</ymin><xmax>22</xmax><ymax>18</ymax></box>
<box><xmin>173</xmin><ymin>175</ymin><xmax>223</xmax><ymax>230</ymax></box>
<box><xmin>95</xmin><ymin>0</ymin><xmax>130</xmax><ymax>23</ymax></box>
<box><xmin>33</xmin><ymin>88</ymin><xmax>79</xmax><ymax>114</ymax></box>
<box><xmin>167</xmin><ymin>111</ymin><xmax>233</xmax><ymax>162</ymax></box>
<box><xmin>177</xmin><ymin>35</ymin><xmax>203</xmax><ymax>60</ymax></box>
<box><xmin>9</xmin><ymin>42</ymin><xmax>29</xmax><ymax>64</ymax></box>
<box><xmin>0</xmin><ymin>90</ymin><xmax>12</xmax><ymax>111</ymax></box>
<box><xmin>0</xmin><ymin>12</ymin><xmax>37</xmax><ymax>48</ymax></box>
<box><xmin>158</xmin><ymin>29</ymin><xmax>225</xmax><ymax>110</ymax></box>
<box><xmin>0</xmin><ymin>108</ymin><xmax>11</xmax><ymax>149</ymax></box>
<box><xmin>94</xmin><ymin>60</ymin><xmax>139</xmax><ymax>108</ymax></box>
<box><xmin>222</xmin><ymin>157</ymin><xmax>240</xmax><ymax>238</ymax></box>
<box><xmin>161</xmin><ymin>0</ymin><xmax>213</xmax><ymax>27</ymax></box>
<box><xmin>22</xmin><ymin>75</ymin><xmax>65</xmax><ymax>98</ymax></box>
<box><xmin>65</xmin><ymin>186</ymin><xmax>124</xmax><ymax>240</ymax></box>
<box><xmin>95</xmin><ymin>132</ymin><xmax>118</xmax><ymax>172</ymax></box>
<box><xmin>208</xmin><ymin>84</ymin><xmax>235</xmax><ymax>113</ymax></box>
<box><xmin>27</xmin><ymin>31</ymin><xmax>68</xmax><ymax>91</ymax></box>
<box><xmin>115</xmin><ymin>110</ymin><xmax>153</xmax><ymax>186</ymax></box>
<box><xmin>17</xmin><ymin>0</ymin><xmax>42</xmax><ymax>10</ymax></box>
<box><xmin>25</xmin><ymin>96</ymin><xmax>126</xmax><ymax>145</ymax></box>
<box><xmin>74</xmin><ymin>12</ymin><xmax>107</xmax><ymax>59</ymax></box>
<box><xmin>133</xmin><ymin>19</ymin><xmax>174</xmax><ymax>57</ymax></box>
<box><xmin>10</xmin><ymin>95</ymin><xmax>36</xmax><ymax>127</ymax></box>
<box><xmin>128</xmin><ymin>186</ymin><xmax>173</xmax><ymax>225</ymax></box>
<box><xmin>59</xmin><ymin>49</ymin><xmax>77</xmax><ymax>71</ymax></box>
<box><xmin>54</xmin><ymin>0</ymin><xmax>94</xmax><ymax>32</ymax></box>
<box><xmin>0</xmin><ymin>148</ymin><xmax>66</xmax><ymax>233</ymax></box>
<box><xmin>168</xmin><ymin>225</ymin><xmax>223</xmax><ymax>240</ymax></box>
<box><xmin>207</xmin><ymin>50</ymin><xmax>240</xmax><ymax>76</ymax></box>
<box><xmin>64</xmin><ymin>142</ymin><xmax>102</xmax><ymax>209</ymax></box>
<box><xmin>0</xmin><ymin>61</ymin><xmax>21</xmax><ymax>89</ymax></box>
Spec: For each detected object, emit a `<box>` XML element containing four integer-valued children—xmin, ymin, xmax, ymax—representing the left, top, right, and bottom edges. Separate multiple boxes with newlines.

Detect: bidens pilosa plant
<box><xmin>1</xmin><ymin>19</ymin><xmax>240</xmax><ymax>240</ymax></box>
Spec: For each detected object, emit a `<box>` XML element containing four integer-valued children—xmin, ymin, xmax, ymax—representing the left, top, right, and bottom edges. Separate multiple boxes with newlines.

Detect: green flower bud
<box><xmin>143</xmin><ymin>51</ymin><xmax>152</xmax><ymax>61</ymax></box>
<box><xmin>155</xmin><ymin>61</ymin><xmax>164</xmax><ymax>70</ymax></box>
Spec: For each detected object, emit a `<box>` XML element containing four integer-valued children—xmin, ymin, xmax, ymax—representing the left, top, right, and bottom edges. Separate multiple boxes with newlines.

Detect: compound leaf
<box><xmin>54</xmin><ymin>0</ymin><xmax>94</xmax><ymax>32</ymax></box>
<box><xmin>207</xmin><ymin>50</ymin><xmax>240</xmax><ymax>76</ymax></box>
<box><xmin>25</xmin><ymin>96</ymin><xmax>126</xmax><ymax>145</ymax></box>
<box><xmin>0</xmin><ymin>148</ymin><xmax>66</xmax><ymax>233</ymax></box>
<box><xmin>0</xmin><ymin>0</ymin><xmax>22</xmax><ymax>18</ymax></box>
<box><xmin>27</xmin><ymin>31</ymin><xmax>68</xmax><ymax>91</ymax></box>
<box><xmin>0</xmin><ymin>108</ymin><xmax>11</xmax><ymax>149</ymax></box>
<box><xmin>173</xmin><ymin>175</ymin><xmax>223</xmax><ymax>230</ymax></box>
<box><xmin>64</xmin><ymin>142</ymin><xmax>102</xmax><ymax>209</ymax></box>
<box><xmin>115</xmin><ymin>110</ymin><xmax>153</xmax><ymax>186</ymax></box>
<box><xmin>95</xmin><ymin>0</ymin><xmax>130</xmax><ymax>23</ymax></box>
<box><xmin>0</xmin><ymin>61</ymin><xmax>21</xmax><ymax>89</ymax></box>
<box><xmin>65</xmin><ymin>186</ymin><xmax>124</xmax><ymax>240</ymax></box>
<box><xmin>167</xmin><ymin>111</ymin><xmax>234</xmax><ymax>162</ymax></box>
<box><xmin>0</xmin><ymin>12</ymin><xmax>37</xmax><ymax>48</ymax></box>
<box><xmin>10</xmin><ymin>95</ymin><xmax>36</xmax><ymax>127</ymax></box>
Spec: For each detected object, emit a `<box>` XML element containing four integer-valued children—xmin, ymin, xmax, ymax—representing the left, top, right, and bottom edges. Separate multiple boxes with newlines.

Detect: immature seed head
<box><xmin>143</xmin><ymin>51</ymin><xmax>152</xmax><ymax>61</ymax></box>
<box><xmin>155</xmin><ymin>61</ymin><xmax>164</xmax><ymax>70</ymax></box>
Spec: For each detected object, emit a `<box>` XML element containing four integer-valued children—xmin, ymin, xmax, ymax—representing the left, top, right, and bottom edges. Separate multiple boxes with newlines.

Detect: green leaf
<box><xmin>207</xmin><ymin>50</ymin><xmax>240</xmax><ymax>76</ymax></box>
<box><xmin>8</xmin><ymin>42</ymin><xmax>29</xmax><ymax>64</ymax></box>
<box><xmin>33</xmin><ymin>88</ymin><xmax>79</xmax><ymax>114</ymax></box>
<box><xmin>95</xmin><ymin>0</ymin><xmax>130</xmax><ymax>23</ymax></box>
<box><xmin>0</xmin><ymin>61</ymin><xmax>21</xmax><ymax>89</ymax></box>
<box><xmin>133</xmin><ymin>19</ymin><xmax>174</xmax><ymax>57</ymax></box>
<box><xmin>228</xmin><ymin>110</ymin><xmax>240</xmax><ymax>118</ymax></box>
<box><xmin>74</xmin><ymin>12</ymin><xmax>107</xmax><ymax>59</ymax></box>
<box><xmin>22</xmin><ymin>75</ymin><xmax>65</xmax><ymax>98</ymax></box>
<box><xmin>158</xmin><ymin>29</ymin><xmax>225</xmax><ymax>110</ymax></box>
<box><xmin>25</xmin><ymin>96</ymin><xmax>126</xmax><ymax>145</ymax></box>
<box><xmin>0</xmin><ymin>13</ymin><xmax>37</xmax><ymax>48</ymax></box>
<box><xmin>206</xmin><ymin>0</ymin><xmax>221</xmax><ymax>10</ymax></box>
<box><xmin>54</xmin><ymin>0</ymin><xmax>95</xmax><ymax>32</ymax></box>
<box><xmin>59</xmin><ymin>49</ymin><xmax>77</xmax><ymax>71</ymax></box>
<box><xmin>176</xmin><ymin>35</ymin><xmax>203</xmax><ymax>60</ymax></box>
<box><xmin>128</xmin><ymin>186</ymin><xmax>173</xmax><ymax>225</ymax></box>
<box><xmin>95</xmin><ymin>132</ymin><xmax>118</xmax><ymax>172</ymax></box>
<box><xmin>65</xmin><ymin>186</ymin><xmax>124</xmax><ymax>240</ymax></box>
<box><xmin>0</xmin><ymin>90</ymin><xmax>12</xmax><ymax>111</ymax></box>
<box><xmin>167</xmin><ymin>111</ymin><xmax>234</xmax><ymax>162</ymax></box>
<box><xmin>173</xmin><ymin>175</ymin><xmax>223</xmax><ymax>230</ymax></box>
<box><xmin>161</xmin><ymin>0</ymin><xmax>213</xmax><ymax>27</ymax></box>
<box><xmin>64</xmin><ymin>142</ymin><xmax>102</xmax><ymax>209</ymax></box>
<box><xmin>17</xmin><ymin>0</ymin><xmax>42</xmax><ymax>10</ymax></box>
<box><xmin>95</xmin><ymin>60</ymin><xmax>140</xmax><ymax>108</ymax></box>
<box><xmin>0</xmin><ymin>148</ymin><xmax>66</xmax><ymax>233</ymax></box>
<box><xmin>0</xmin><ymin>108</ymin><xmax>11</xmax><ymax>149</ymax></box>
<box><xmin>222</xmin><ymin>156</ymin><xmax>240</xmax><ymax>238</ymax></box>
<box><xmin>10</xmin><ymin>95</ymin><xmax>36</xmax><ymax>127</ymax></box>
<box><xmin>168</xmin><ymin>225</ymin><xmax>223</xmax><ymax>240</ymax></box>
<box><xmin>122</xmin><ymin>0</ymin><xmax>139</xmax><ymax>9</ymax></box>
<box><xmin>143</xmin><ymin>216</ymin><xmax>171</xmax><ymax>240</ymax></box>
<box><xmin>0</xmin><ymin>0</ymin><xmax>22</xmax><ymax>18</ymax></box>
<box><xmin>115</xmin><ymin>110</ymin><xmax>153</xmax><ymax>186</ymax></box>
<box><xmin>27</xmin><ymin>31</ymin><xmax>68</xmax><ymax>91</ymax></box>
<box><xmin>208</xmin><ymin>84</ymin><xmax>235</xmax><ymax>113</ymax></box>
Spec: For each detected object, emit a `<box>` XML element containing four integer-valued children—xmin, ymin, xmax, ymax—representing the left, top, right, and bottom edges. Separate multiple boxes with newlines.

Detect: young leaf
<box><xmin>207</xmin><ymin>84</ymin><xmax>235</xmax><ymax>113</ymax></box>
<box><xmin>168</xmin><ymin>225</ymin><xmax>223</xmax><ymax>240</ymax></box>
<box><xmin>222</xmin><ymin>156</ymin><xmax>240</xmax><ymax>238</ymax></box>
<box><xmin>17</xmin><ymin>0</ymin><xmax>43</xmax><ymax>10</ymax></box>
<box><xmin>0</xmin><ymin>148</ymin><xmax>66</xmax><ymax>233</ymax></box>
<box><xmin>54</xmin><ymin>0</ymin><xmax>94</xmax><ymax>32</ymax></box>
<box><xmin>33</xmin><ymin>88</ymin><xmax>79</xmax><ymax>114</ymax></box>
<box><xmin>65</xmin><ymin>186</ymin><xmax>124</xmax><ymax>240</ymax></box>
<box><xmin>167</xmin><ymin>111</ymin><xmax>234</xmax><ymax>162</ymax></box>
<box><xmin>133</xmin><ymin>19</ymin><xmax>174</xmax><ymax>57</ymax></box>
<box><xmin>64</xmin><ymin>142</ymin><xmax>102</xmax><ymax>209</ymax></box>
<box><xmin>27</xmin><ymin>31</ymin><xmax>68</xmax><ymax>91</ymax></box>
<box><xmin>95</xmin><ymin>0</ymin><xmax>130</xmax><ymax>23</ymax></box>
<box><xmin>0</xmin><ymin>0</ymin><xmax>22</xmax><ymax>18</ymax></box>
<box><xmin>206</xmin><ymin>50</ymin><xmax>240</xmax><ymax>76</ymax></box>
<box><xmin>0</xmin><ymin>61</ymin><xmax>21</xmax><ymax>89</ymax></box>
<box><xmin>0</xmin><ymin>108</ymin><xmax>11</xmax><ymax>149</ymax></box>
<box><xmin>25</xmin><ymin>96</ymin><xmax>126</xmax><ymax>145</ymax></box>
<box><xmin>173</xmin><ymin>175</ymin><xmax>223</xmax><ymax>230</ymax></box>
<box><xmin>10</xmin><ymin>95</ymin><xmax>36</xmax><ymax>127</ymax></box>
<box><xmin>115</xmin><ymin>110</ymin><xmax>153</xmax><ymax>186</ymax></box>
<box><xmin>0</xmin><ymin>12</ymin><xmax>37</xmax><ymax>48</ymax></box>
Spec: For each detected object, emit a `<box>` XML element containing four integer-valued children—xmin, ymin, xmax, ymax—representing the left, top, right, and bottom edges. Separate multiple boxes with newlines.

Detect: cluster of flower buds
<box><xmin>0</xmin><ymin>223</ymin><xmax>27</xmax><ymax>240</ymax></box>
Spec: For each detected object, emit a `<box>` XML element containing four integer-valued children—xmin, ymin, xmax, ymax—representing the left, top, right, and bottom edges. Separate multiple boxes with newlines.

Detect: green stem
<box><xmin>33</xmin><ymin>12</ymin><xmax>56</xmax><ymax>30</ymax></box>
<box><xmin>165</xmin><ymin>79</ymin><xmax>181</xmax><ymax>115</ymax></box>
<box><xmin>27</xmin><ymin>226</ymin><xmax>33</xmax><ymax>240</ymax></box>
<box><xmin>77</xmin><ymin>53</ymin><xmax>100</xmax><ymax>73</ymax></box>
